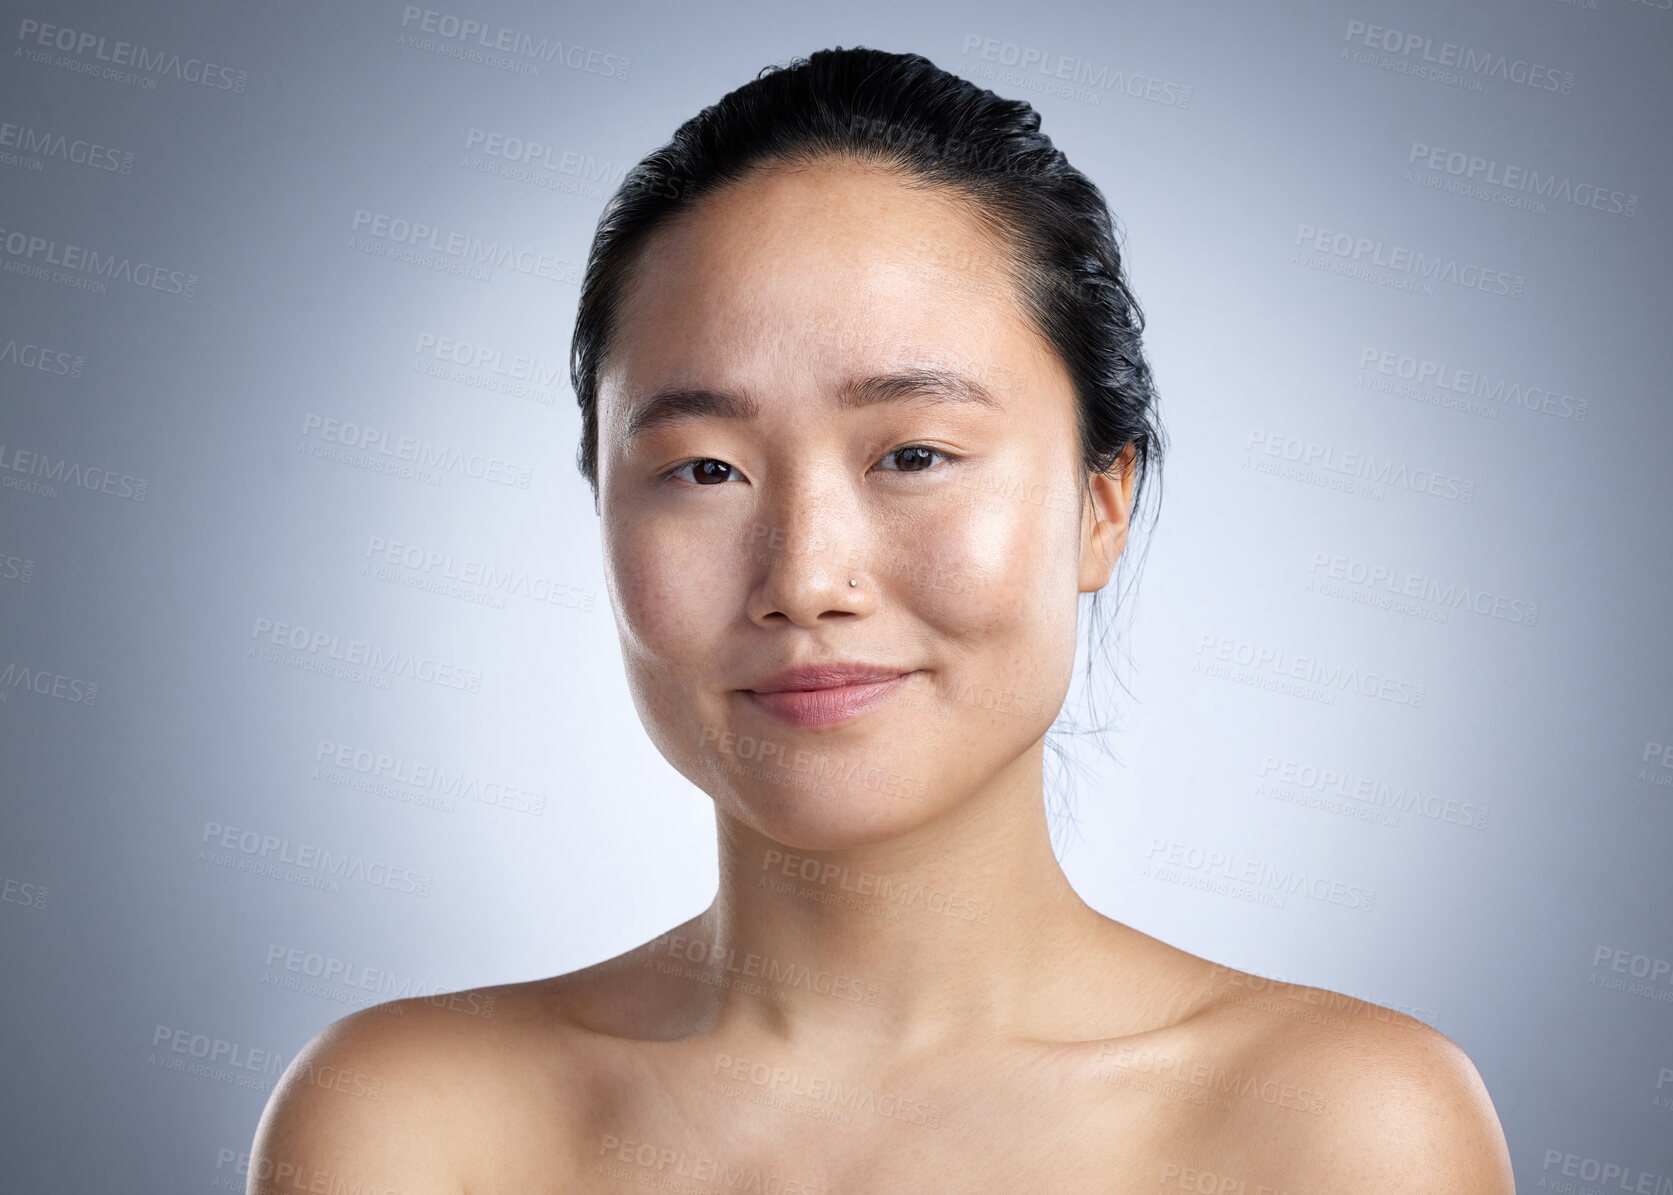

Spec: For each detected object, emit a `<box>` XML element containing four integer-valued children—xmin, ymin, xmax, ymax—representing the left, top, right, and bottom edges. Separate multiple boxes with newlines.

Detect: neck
<box><xmin>680</xmin><ymin>739</ymin><xmax>1105</xmax><ymax>1054</ymax></box>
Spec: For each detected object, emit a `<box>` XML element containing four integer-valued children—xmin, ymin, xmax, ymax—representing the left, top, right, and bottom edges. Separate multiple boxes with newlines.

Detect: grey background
<box><xmin>2</xmin><ymin>0</ymin><xmax>1670</xmax><ymax>1189</ymax></box>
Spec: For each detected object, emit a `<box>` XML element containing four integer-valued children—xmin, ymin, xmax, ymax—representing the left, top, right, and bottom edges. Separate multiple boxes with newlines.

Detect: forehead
<box><xmin>598</xmin><ymin>158</ymin><xmax>1057</xmax><ymax>416</ymax></box>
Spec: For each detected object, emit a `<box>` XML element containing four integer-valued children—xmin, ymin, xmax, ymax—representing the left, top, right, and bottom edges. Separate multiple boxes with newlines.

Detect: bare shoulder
<box><xmin>244</xmin><ymin>931</ymin><xmax>705</xmax><ymax>1195</ymax></box>
<box><xmin>1189</xmin><ymin>961</ymin><xmax>1516</xmax><ymax>1194</ymax></box>
<box><xmin>246</xmin><ymin>979</ymin><xmax>582</xmax><ymax>1195</ymax></box>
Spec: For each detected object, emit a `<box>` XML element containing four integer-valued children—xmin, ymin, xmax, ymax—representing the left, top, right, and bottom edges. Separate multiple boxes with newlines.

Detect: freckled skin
<box><xmin>596</xmin><ymin>158</ymin><xmax>1097</xmax><ymax>851</ymax></box>
<box><xmin>249</xmin><ymin>159</ymin><xmax>1516</xmax><ymax>1195</ymax></box>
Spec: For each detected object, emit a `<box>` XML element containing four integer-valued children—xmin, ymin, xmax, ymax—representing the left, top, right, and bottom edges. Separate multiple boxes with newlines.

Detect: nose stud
<box><xmin>849</xmin><ymin>579</ymin><xmax>858</xmax><ymax>587</ymax></box>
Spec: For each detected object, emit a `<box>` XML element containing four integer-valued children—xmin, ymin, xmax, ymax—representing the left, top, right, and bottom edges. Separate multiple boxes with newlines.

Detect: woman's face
<box><xmin>594</xmin><ymin>157</ymin><xmax>1131</xmax><ymax>850</ymax></box>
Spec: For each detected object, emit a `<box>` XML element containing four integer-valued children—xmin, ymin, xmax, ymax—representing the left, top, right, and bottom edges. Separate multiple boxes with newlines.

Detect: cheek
<box><xmin>892</xmin><ymin>483</ymin><xmax>1082</xmax><ymax>648</ymax></box>
<box><xmin>877</xmin><ymin>485</ymin><xmax>1082</xmax><ymax>740</ymax></box>
<box><xmin>605</xmin><ymin>511</ymin><xmax>735</xmax><ymax>663</ymax></box>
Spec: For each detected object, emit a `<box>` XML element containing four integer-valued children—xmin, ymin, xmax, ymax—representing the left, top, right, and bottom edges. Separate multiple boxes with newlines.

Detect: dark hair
<box><xmin>569</xmin><ymin>46</ymin><xmax>1166</xmax><ymax>831</ymax></box>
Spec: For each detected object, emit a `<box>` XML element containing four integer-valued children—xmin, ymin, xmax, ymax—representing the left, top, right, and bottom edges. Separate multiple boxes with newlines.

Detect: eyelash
<box><xmin>666</xmin><ymin>444</ymin><xmax>956</xmax><ymax>486</ymax></box>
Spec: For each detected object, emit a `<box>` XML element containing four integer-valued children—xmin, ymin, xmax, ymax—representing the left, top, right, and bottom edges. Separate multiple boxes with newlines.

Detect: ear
<box><xmin>1077</xmin><ymin>443</ymin><xmax>1137</xmax><ymax>594</ymax></box>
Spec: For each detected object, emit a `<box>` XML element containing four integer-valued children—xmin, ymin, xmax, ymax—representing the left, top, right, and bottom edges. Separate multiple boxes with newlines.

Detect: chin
<box><xmin>706</xmin><ymin>763</ymin><xmax>955</xmax><ymax>852</ymax></box>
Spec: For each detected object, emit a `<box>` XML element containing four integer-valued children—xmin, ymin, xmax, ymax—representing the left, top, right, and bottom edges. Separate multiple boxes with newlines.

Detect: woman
<box><xmin>250</xmin><ymin>47</ymin><xmax>1515</xmax><ymax>1193</ymax></box>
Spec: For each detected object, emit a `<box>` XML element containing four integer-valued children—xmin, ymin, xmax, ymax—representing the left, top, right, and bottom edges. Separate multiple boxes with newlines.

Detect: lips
<box><xmin>746</xmin><ymin>664</ymin><xmax>911</xmax><ymax>693</ymax></box>
<box><xmin>739</xmin><ymin>664</ymin><xmax>917</xmax><ymax>729</ymax></box>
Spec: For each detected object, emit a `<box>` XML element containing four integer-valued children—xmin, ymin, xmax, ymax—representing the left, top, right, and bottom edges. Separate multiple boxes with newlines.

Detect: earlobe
<box><xmin>1076</xmin><ymin>447</ymin><xmax>1136</xmax><ymax>593</ymax></box>
<box><xmin>1077</xmin><ymin>518</ymin><xmax>1127</xmax><ymax>593</ymax></box>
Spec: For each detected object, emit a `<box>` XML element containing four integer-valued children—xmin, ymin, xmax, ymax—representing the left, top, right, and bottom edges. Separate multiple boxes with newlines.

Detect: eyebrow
<box><xmin>622</xmin><ymin>368</ymin><xmax>1002</xmax><ymax>445</ymax></box>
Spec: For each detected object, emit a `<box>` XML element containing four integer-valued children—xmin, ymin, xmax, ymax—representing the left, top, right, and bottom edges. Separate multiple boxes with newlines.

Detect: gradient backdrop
<box><xmin>2</xmin><ymin>0</ymin><xmax>1671</xmax><ymax>1189</ymax></box>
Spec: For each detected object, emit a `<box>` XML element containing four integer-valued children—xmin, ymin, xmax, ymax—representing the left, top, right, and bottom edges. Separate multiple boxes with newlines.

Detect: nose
<box><xmin>744</xmin><ymin>486</ymin><xmax>875</xmax><ymax>627</ymax></box>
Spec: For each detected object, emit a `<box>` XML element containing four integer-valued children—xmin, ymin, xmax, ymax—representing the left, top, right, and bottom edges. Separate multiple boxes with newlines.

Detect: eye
<box><xmin>874</xmin><ymin>444</ymin><xmax>952</xmax><ymax>473</ymax></box>
<box><xmin>667</xmin><ymin>458</ymin><xmax>741</xmax><ymax>485</ymax></box>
